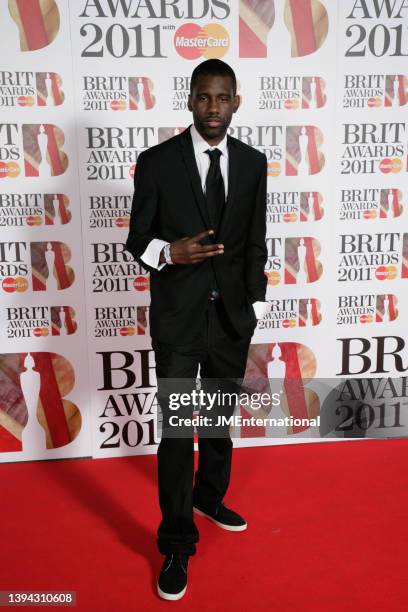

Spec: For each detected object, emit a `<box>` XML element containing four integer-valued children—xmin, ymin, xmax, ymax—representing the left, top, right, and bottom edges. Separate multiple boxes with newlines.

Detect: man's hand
<box><xmin>160</xmin><ymin>230</ymin><xmax>224</xmax><ymax>265</ymax></box>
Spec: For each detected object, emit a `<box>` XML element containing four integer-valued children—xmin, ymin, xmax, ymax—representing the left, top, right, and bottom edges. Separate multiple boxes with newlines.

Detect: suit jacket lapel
<box><xmin>178</xmin><ymin>127</ymin><xmax>211</xmax><ymax>229</ymax></box>
<box><xmin>218</xmin><ymin>135</ymin><xmax>238</xmax><ymax>236</ymax></box>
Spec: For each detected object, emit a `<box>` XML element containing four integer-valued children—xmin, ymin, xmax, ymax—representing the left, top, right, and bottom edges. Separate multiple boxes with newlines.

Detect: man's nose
<box><xmin>208</xmin><ymin>98</ymin><xmax>220</xmax><ymax>114</ymax></box>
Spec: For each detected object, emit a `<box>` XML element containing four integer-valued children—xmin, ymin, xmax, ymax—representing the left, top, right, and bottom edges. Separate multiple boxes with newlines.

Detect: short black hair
<box><xmin>190</xmin><ymin>59</ymin><xmax>237</xmax><ymax>95</ymax></box>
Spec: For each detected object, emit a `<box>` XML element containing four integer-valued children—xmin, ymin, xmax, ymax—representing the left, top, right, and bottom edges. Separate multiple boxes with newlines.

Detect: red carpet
<box><xmin>1</xmin><ymin>440</ymin><xmax>407</xmax><ymax>611</ymax></box>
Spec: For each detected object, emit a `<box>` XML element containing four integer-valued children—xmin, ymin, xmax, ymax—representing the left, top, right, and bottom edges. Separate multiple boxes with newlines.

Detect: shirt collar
<box><xmin>190</xmin><ymin>124</ymin><xmax>228</xmax><ymax>157</ymax></box>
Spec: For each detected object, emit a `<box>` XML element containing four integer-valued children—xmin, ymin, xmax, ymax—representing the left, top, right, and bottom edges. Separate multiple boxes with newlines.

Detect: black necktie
<box><xmin>205</xmin><ymin>148</ymin><xmax>225</xmax><ymax>231</ymax></box>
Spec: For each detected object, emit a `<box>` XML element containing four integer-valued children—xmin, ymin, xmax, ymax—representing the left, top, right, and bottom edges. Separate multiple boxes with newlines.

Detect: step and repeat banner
<box><xmin>0</xmin><ymin>0</ymin><xmax>407</xmax><ymax>463</ymax></box>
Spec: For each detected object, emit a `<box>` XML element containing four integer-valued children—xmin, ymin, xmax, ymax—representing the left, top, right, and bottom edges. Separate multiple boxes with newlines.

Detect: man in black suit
<box><xmin>125</xmin><ymin>59</ymin><xmax>268</xmax><ymax>600</ymax></box>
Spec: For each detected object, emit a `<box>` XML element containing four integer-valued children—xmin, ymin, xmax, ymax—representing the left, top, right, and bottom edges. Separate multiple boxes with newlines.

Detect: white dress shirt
<box><xmin>140</xmin><ymin>125</ymin><xmax>270</xmax><ymax>320</ymax></box>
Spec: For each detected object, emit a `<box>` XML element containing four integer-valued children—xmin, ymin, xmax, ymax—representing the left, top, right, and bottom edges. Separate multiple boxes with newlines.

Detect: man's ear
<box><xmin>233</xmin><ymin>94</ymin><xmax>241</xmax><ymax>113</ymax></box>
<box><xmin>187</xmin><ymin>94</ymin><xmax>193</xmax><ymax>112</ymax></box>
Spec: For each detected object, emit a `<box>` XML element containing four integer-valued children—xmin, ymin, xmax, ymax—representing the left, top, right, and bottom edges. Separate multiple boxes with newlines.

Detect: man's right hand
<box><xmin>160</xmin><ymin>230</ymin><xmax>224</xmax><ymax>265</ymax></box>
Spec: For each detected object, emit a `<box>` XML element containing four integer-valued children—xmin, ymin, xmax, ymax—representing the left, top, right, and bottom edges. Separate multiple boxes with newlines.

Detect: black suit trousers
<box><xmin>153</xmin><ymin>299</ymin><xmax>252</xmax><ymax>556</ymax></box>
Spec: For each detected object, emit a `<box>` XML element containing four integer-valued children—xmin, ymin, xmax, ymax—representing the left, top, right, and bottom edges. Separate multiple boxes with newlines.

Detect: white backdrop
<box><xmin>0</xmin><ymin>0</ymin><xmax>407</xmax><ymax>463</ymax></box>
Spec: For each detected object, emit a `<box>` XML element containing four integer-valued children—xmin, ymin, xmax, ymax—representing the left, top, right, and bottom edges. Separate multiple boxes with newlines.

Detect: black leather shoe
<box><xmin>193</xmin><ymin>502</ymin><xmax>247</xmax><ymax>531</ymax></box>
<box><xmin>157</xmin><ymin>553</ymin><xmax>189</xmax><ymax>601</ymax></box>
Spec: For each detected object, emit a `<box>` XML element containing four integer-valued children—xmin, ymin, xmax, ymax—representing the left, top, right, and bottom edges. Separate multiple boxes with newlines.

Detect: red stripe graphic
<box><xmin>280</xmin><ymin>343</ymin><xmax>310</xmax><ymax>433</ymax></box>
<box><xmin>398</xmin><ymin>75</ymin><xmax>406</xmax><ymax>105</ymax></box>
<box><xmin>34</xmin><ymin>352</ymin><xmax>71</xmax><ymax>447</ymax></box>
<box><xmin>239</xmin><ymin>16</ymin><xmax>266</xmax><ymax>57</ymax></box>
<box><xmin>290</xmin><ymin>0</ymin><xmax>316</xmax><ymax>57</ymax></box>
<box><xmin>388</xmin><ymin>295</ymin><xmax>396</xmax><ymax>321</ymax></box>
<box><xmin>16</xmin><ymin>0</ymin><xmax>48</xmax><ymax>50</ymax></box>
<box><xmin>56</xmin><ymin>194</ymin><xmax>69</xmax><ymax>224</ymax></box>
<box><xmin>51</xmin><ymin>74</ymin><xmax>61</xmax><ymax>105</ymax></box>
<box><xmin>313</xmin><ymin>192</ymin><xmax>322</xmax><ymax>220</ymax></box>
<box><xmin>304</xmin><ymin>237</ymin><xmax>318</xmax><ymax>282</ymax></box>
<box><xmin>315</xmin><ymin>77</ymin><xmax>324</xmax><ymax>107</ymax></box>
<box><xmin>53</xmin><ymin>243</ymin><xmax>70</xmax><ymax>289</ymax></box>
<box><xmin>311</xmin><ymin>299</ymin><xmax>319</xmax><ymax>325</ymax></box>
<box><xmin>44</xmin><ymin>125</ymin><xmax>63</xmax><ymax>176</ymax></box>
<box><xmin>0</xmin><ymin>426</ymin><xmax>21</xmax><ymax>452</ymax></box>
<box><xmin>64</xmin><ymin>307</ymin><xmax>74</xmax><ymax>334</ymax></box>
<box><xmin>306</xmin><ymin>126</ymin><xmax>320</xmax><ymax>174</ymax></box>
<box><xmin>392</xmin><ymin>190</ymin><xmax>400</xmax><ymax>217</ymax></box>
<box><xmin>141</xmin><ymin>79</ymin><xmax>154</xmax><ymax>108</ymax></box>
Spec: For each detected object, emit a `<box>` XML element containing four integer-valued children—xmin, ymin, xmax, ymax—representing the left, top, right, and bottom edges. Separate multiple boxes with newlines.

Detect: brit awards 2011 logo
<box><xmin>336</xmin><ymin>294</ymin><xmax>398</xmax><ymax>325</ymax></box>
<box><xmin>338</xmin><ymin>188</ymin><xmax>403</xmax><ymax>221</ymax></box>
<box><xmin>0</xmin><ymin>241</ymin><xmax>75</xmax><ymax>294</ymax></box>
<box><xmin>0</xmin><ymin>71</ymin><xmax>64</xmax><ymax>108</ymax></box>
<box><xmin>341</xmin><ymin>122</ymin><xmax>406</xmax><ymax>175</ymax></box>
<box><xmin>0</xmin><ymin>351</ymin><xmax>81</xmax><ymax>454</ymax></box>
<box><xmin>337</xmin><ymin>335</ymin><xmax>408</xmax><ymax>377</ymax></box>
<box><xmin>81</xmin><ymin>76</ymin><xmax>155</xmax><ymax>111</ymax></box>
<box><xmin>239</xmin><ymin>0</ymin><xmax>328</xmax><ymax>58</ymax></box>
<box><xmin>171</xmin><ymin>76</ymin><xmax>192</xmax><ymax>110</ymax></box>
<box><xmin>258</xmin><ymin>298</ymin><xmax>322</xmax><ymax>329</ymax></box>
<box><xmin>88</xmin><ymin>194</ymin><xmax>131</xmax><ymax>229</ymax></box>
<box><xmin>342</xmin><ymin>74</ymin><xmax>408</xmax><ymax>109</ymax></box>
<box><xmin>78</xmin><ymin>0</ymin><xmax>230</xmax><ymax>60</ymax></box>
<box><xmin>174</xmin><ymin>23</ymin><xmax>230</xmax><ymax>59</ymax></box>
<box><xmin>93</xmin><ymin>305</ymin><xmax>149</xmax><ymax>338</ymax></box>
<box><xmin>0</xmin><ymin>123</ymin><xmax>68</xmax><ymax>179</ymax></box>
<box><xmin>258</xmin><ymin>76</ymin><xmax>327</xmax><ymax>110</ymax></box>
<box><xmin>344</xmin><ymin>1</ymin><xmax>408</xmax><ymax>58</ymax></box>
<box><xmin>0</xmin><ymin>193</ymin><xmax>71</xmax><ymax>228</ymax></box>
<box><xmin>265</xmin><ymin>236</ymin><xmax>323</xmax><ymax>288</ymax></box>
<box><xmin>4</xmin><ymin>305</ymin><xmax>78</xmax><ymax>339</ymax></box>
<box><xmin>96</xmin><ymin>348</ymin><xmax>158</xmax><ymax>451</ymax></box>
<box><xmin>85</xmin><ymin>126</ymin><xmax>155</xmax><ymax>180</ymax></box>
<box><xmin>8</xmin><ymin>0</ymin><xmax>60</xmax><ymax>51</ymax></box>
<box><xmin>267</xmin><ymin>190</ymin><xmax>324</xmax><ymax>223</ymax></box>
<box><xmin>91</xmin><ymin>242</ymin><xmax>149</xmax><ymax>293</ymax></box>
<box><xmin>337</xmin><ymin>233</ymin><xmax>408</xmax><ymax>282</ymax></box>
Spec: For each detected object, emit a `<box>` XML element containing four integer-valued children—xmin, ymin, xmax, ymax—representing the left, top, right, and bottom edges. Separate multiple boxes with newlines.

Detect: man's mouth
<box><xmin>205</xmin><ymin>118</ymin><xmax>222</xmax><ymax>128</ymax></box>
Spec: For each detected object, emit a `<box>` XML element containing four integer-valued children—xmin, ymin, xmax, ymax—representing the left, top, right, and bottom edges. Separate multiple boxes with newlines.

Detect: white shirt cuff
<box><xmin>252</xmin><ymin>301</ymin><xmax>271</xmax><ymax>320</ymax></box>
<box><xmin>140</xmin><ymin>239</ymin><xmax>169</xmax><ymax>271</ymax></box>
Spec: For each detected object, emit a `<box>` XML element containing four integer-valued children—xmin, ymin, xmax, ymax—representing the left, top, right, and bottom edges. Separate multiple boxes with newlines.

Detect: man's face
<box><xmin>188</xmin><ymin>74</ymin><xmax>240</xmax><ymax>145</ymax></box>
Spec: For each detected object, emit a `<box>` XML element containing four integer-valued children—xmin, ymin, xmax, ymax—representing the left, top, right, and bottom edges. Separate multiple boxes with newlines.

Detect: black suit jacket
<box><xmin>125</xmin><ymin>126</ymin><xmax>268</xmax><ymax>344</ymax></box>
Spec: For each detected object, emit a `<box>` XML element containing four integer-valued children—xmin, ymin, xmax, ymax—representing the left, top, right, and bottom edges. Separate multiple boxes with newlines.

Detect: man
<box><xmin>125</xmin><ymin>59</ymin><xmax>268</xmax><ymax>600</ymax></box>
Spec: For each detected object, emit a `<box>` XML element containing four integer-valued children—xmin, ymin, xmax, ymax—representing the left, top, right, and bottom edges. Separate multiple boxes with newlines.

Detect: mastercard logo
<box><xmin>115</xmin><ymin>217</ymin><xmax>130</xmax><ymax>228</ymax></box>
<box><xmin>379</xmin><ymin>158</ymin><xmax>402</xmax><ymax>174</ymax></box>
<box><xmin>134</xmin><ymin>276</ymin><xmax>150</xmax><ymax>291</ymax></box>
<box><xmin>283</xmin><ymin>212</ymin><xmax>298</xmax><ymax>223</ymax></box>
<box><xmin>359</xmin><ymin>314</ymin><xmax>373</xmax><ymax>324</ymax></box>
<box><xmin>367</xmin><ymin>97</ymin><xmax>382</xmax><ymax>108</ymax></box>
<box><xmin>26</xmin><ymin>216</ymin><xmax>43</xmax><ymax>226</ymax></box>
<box><xmin>2</xmin><ymin>277</ymin><xmax>28</xmax><ymax>293</ymax></box>
<box><xmin>120</xmin><ymin>326</ymin><xmax>136</xmax><ymax>337</ymax></box>
<box><xmin>267</xmin><ymin>162</ymin><xmax>281</xmax><ymax>177</ymax></box>
<box><xmin>266</xmin><ymin>271</ymin><xmax>280</xmax><ymax>286</ymax></box>
<box><xmin>111</xmin><ymin>100</ymin><xmax>127</xmax><ymax>111</ymax></box>
<box><xmin>17</xmin><ymin>96</ymin><xmax>35</xmax><ymax>107</ymax></box>
<box><xmin>375</xmin><ymin>265</ymin><xmax>398</xmax><ymax>280</ymax></box>
<box><xmin>282</xmin><ymin>319</ymin><xmax>296</xmax><ymax>328</ymax></box>
<box><xmin>174</xmin><ymin>23</ymin><xmax>230</xmax><ymax>60</ymax></box>
<box><xmin>0</xmin><ymin>161</ymin><xmax>20</xmax><ymax>179</ymax></box>
<box><xmin>363</xmin><ymin>210</ymin><xmax>377</xmax><ymax>220</ymax></box>
<box><xmin>33</xmin><ymin>327</ymin><xmax>49</xmax><ymax>337</ymax></box>
<box><xmin>284</xmin><ymin>99</ymin><xmax>299</xmax><ymax>110</ymax></box>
